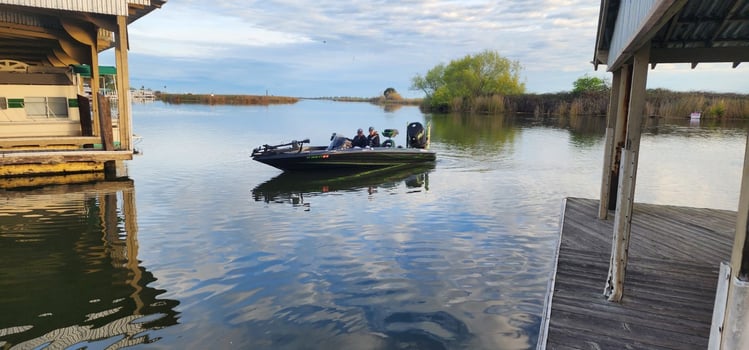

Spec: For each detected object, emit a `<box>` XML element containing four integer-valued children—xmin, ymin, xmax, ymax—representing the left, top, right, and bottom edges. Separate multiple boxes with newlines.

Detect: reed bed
<box><xmin>420</xmin><ymin>90</ymin><xmax>749</xmax><ymax>119</ymax></box>
<box><xmin>158</xmin><ymin>93</ymin><xmax>299</xmax><ymax>105</ymax></box>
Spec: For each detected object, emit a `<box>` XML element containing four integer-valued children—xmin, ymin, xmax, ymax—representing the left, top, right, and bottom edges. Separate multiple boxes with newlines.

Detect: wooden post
<box><xmin>604</xmin><ymin>44</ymin><xmax>650</xmax><ymax>302</ymax></box>
<box><xmin>610</xmin><ymin>66</ymin><xmax>632</xmax><ymax>210</ymax></box>
<box><xmin>730</xmin><ymin>134</ymin><xmax>749</xmax><ymax>285</ymax></box>
<box><xmin>115</xmin><ymin>16</ymin><xmax>132</xmax><ymax>151</ymax></box>
<box><xmin>77</xmin><ymin>94</ymin><xmax>93</xmax><ymax>136</ymax></box>
<box><xmin>719</xmin><ymin>132</ymin><xmax>749</xmax><ymax>349</ymax></box>
<box><xmin>97</xmin><ymin>93</ymin><xmax>117</xmax><ymax>178</ymax></box>
<box><xmin>598</xmin><ymin>67</ymin><xmax>624</xmax><ymax>219</ymax></box>
<box><xmin>97</xmin><ymin>93</ymin><xmax>115</xmax><ymax>152</ymax></box>
<box><xmin>90</xmin><ymin>45</ymin><xmax>100</xmax><ymax>137</ymax></box>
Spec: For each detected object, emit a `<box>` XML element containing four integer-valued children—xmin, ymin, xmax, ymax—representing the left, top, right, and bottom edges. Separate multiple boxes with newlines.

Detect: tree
<box><xmin>572</xmin><ymin>74</ymin><xmax>609</xmax><ymax>95</ymax></box>
<box><xmin>383</xmin><ymin>87</ymin><xmax>402</xmax><ymax>100</ymax></box>
<box><xmin>410</xmin><ymin>50</ymin><xmax>525</xmax><ymax>111</ymax></box>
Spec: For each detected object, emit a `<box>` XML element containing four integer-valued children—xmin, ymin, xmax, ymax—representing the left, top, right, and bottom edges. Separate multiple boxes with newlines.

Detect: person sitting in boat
<box><xmin>367</xmin><ymin>126</ymin><xmax>381</xmax><ymax>147</ymax></box>
<box><xmin>351</xmin><ymin>128</ymin><xmax>368</xmax><ymax>148</ymax></box>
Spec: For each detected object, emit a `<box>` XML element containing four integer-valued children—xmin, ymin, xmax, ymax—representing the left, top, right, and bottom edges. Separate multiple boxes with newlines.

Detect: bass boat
<box><xmin>251</xmin><ymin>122</ymin><xmax>436</xmax><ymax>171</ymax></box>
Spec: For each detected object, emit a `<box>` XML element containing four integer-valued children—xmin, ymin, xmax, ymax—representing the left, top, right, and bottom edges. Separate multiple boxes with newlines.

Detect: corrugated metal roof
<box><xmin>0</xmin><ymin>0</ymin><xmax>128</xmax><ymax>16</ymax></box>
<box><xmin>0</xmin><ymin>1</ymin><xmax>165</xmax><ymax>67</ymax></box>
<box><xmin>595</xmin><ymin>0</ymin><xmax>749</xmax><ymax>69</ymax></box>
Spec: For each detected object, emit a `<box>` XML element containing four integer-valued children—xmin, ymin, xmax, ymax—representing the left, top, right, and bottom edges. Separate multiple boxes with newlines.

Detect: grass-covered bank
<box><xmin>315</xmin><ymin>96</ymin><xmax>421</xmax><ymax>105</ymax></box>
<box><xmin>157</xmin><ymin>93</ymin><xmax>299</xmax><ymax>105</ymax></box>
<box><xmin>421</xmin><ymin>90</ymin><xmax>749</xmax><ymax>119</ymax></box>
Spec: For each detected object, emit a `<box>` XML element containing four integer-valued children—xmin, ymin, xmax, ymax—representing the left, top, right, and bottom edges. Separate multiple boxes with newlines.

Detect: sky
<box><xmin>101</xmin><ymin>0</ymin><xmax>749</xmax><ymax>98</ymax></box>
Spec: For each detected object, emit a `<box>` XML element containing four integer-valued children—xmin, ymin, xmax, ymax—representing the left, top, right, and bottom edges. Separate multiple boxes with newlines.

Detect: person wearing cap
<box><xmin>351</xmin><ymin>128</ymin><xmax>368</xmax><ymax>148</ymax></box>
<box><xmin>367</xmin><ymin>126</ymin><xmax>381</xmax><ymax>147</ymax></box>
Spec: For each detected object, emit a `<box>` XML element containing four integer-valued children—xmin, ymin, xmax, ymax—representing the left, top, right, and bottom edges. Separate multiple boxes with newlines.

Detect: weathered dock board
<box><xmin>543</xmin><ymin>197</ymin><xmax>736</xmax><ymax>349</ymax></box>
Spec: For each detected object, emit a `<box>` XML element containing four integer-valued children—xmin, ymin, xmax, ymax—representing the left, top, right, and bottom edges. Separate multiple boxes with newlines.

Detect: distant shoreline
<box><xmin>154</xmin><ymin>92</ymin><xmax>423</xmax><ymax>107</ymax></box>
<box><xmin>157</xmin><ymin>93</ymin><xmax>299</xmax><ymax>105</ymax></box>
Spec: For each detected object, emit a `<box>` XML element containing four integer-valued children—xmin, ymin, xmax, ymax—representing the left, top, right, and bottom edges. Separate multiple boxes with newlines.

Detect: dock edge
<box><xmin>536</xmin><ymin>197</ymin><xmax>567</xmax><ymax>350</ymax></box>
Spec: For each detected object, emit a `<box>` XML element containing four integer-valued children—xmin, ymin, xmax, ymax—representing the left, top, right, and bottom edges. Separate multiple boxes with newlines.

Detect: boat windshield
<box><xmin>327</xmin><ymin>135</ymin><xmax>350</xmax><ymax>151</ymax></box>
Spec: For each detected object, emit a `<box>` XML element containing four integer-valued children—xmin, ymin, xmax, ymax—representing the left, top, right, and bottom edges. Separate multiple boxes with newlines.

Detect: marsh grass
<box><xmin>158</xmin><ymin>93</ymin><xmax>299</xmax><ymax>105</ymax></box>
<box><xmin>421</xmin><ymin>90</ymin><xmax>749</xmax><ymax>118</ymax></box>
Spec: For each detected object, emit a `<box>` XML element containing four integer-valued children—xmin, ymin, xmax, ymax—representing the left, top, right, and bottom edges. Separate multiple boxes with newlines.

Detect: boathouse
<box><xmin>540</xmin><ymin>1</ymin><xmax>749</xmax><ymax>349</ymax></box>
<box><xmin>0</xmin><ymin>0</ymin><xmax>165</xmax><ymax>186</ymax></box>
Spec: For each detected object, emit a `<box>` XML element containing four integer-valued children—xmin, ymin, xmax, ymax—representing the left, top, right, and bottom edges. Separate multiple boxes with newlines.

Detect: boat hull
<box><xmin>252</xmin><ymin>147</ymin><xmax>436</xmax><ymax>171</ymax></box>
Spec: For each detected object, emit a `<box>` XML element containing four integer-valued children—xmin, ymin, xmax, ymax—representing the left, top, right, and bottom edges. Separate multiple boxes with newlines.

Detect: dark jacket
<box><xmin>367</xmin><ymin>133</ymin><xmax>380</xmax><ymax>147</ymax></box>
<box><xmin>351</xmin><ymin>134</ymin><xmax>368</xmax><ymax>147</ymax></box>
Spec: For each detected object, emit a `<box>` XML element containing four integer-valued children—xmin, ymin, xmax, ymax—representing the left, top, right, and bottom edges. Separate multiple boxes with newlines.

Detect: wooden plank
<box><xmin>0</xmin><ymin>136</ymin><xmax>101</xmax><ymax>148</ymax></box>
<box><xmin>0</xmin><ymin>150</ymin><xmax>132</xmax><ymax>165</ymax></box>
<box><xmin>549</xmin><ymin>308</ymin><xmax>707</xmax><ymax>349</ymax></box>
<box><xmin>548</xmin><ymin>326</ymin><xmax>676</xmax><ymax>350</ymax></box>
<box><xmin>543</xmin><ymin>197</ymin><xmax>736</xmax><ymax>349</ymax></box>
<box><xmin>708</xmin><ymin>262</ymin><xmax>731</xmax><ymax>349</ymax></box>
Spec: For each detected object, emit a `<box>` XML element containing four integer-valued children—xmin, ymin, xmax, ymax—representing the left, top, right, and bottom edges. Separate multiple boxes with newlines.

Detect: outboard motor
<box><xmin>407</xmin><ymin>122</ymin><xmax>428</xmax><ymax>149</ymax></box>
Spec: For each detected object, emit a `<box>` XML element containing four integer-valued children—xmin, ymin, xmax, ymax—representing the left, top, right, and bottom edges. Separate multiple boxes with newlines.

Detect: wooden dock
<box><xmin>541</xmin><ymin>197</ymin><xmax>736</xmax><ymax>349</ymax></box>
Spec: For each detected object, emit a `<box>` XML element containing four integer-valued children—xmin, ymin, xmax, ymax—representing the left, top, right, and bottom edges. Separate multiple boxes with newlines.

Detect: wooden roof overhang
<box><xmin>594</xmin><ymin>0</ymin><xmax>749</xmax><ymax>71</ymax></box>
<box><xmin>0</xmin><ymin>1</ymin><xmax>165</xmax><ymax>68</ymax></box>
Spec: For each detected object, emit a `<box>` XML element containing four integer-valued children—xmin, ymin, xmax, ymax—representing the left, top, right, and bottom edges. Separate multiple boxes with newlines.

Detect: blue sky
<box><xmin>102</xmin><ymin>0</ymin><xmax>749</xmax><ymax>98</ymax></box>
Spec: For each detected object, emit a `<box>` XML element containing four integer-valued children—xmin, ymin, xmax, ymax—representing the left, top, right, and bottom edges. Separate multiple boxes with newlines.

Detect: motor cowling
<box><xmin>407</xmin><ymin>122</ymin><xmax>428</xmax><ymax>148</ymax></box>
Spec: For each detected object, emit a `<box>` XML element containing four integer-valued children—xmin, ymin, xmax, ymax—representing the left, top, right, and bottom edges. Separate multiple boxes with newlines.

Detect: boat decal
<box><xmin>307</xmin><ymin>154</ymin><xmax>330</xmax><ymax>159</ymax></box>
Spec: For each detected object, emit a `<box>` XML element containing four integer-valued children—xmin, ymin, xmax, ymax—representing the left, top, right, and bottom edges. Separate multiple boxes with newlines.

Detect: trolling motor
<box><xmin>252</xmin><ymin>138</ymin><xmax>310</xmax><ymax>156</ymax></box>
<box><xmin>381</xmin><ymin>129</ymin><xmax>398</xmax><ymax>148</ymax></box>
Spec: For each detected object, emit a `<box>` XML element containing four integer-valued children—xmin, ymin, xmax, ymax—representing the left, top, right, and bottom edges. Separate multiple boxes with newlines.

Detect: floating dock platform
<box><xmin>539</xmin><ymin>197</ymin><xmax>736</xmax><ymax>349</ymax></box>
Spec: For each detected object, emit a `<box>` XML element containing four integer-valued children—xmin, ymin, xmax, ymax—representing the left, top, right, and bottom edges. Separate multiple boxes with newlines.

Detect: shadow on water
<box><xmin>252</xmin><ymin>163</ymin><xmax>435</xmax><ymax>207</ymax></box>
<box><xmin>0</xmin><ymin>180</ymin><xmax>179</xmax><ymax>349</ymax></box>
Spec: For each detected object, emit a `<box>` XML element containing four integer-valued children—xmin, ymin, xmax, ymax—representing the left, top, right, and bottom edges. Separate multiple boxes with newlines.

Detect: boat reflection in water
<box><xmin>0</xmin><ymin>180</ymin><xmax>179</xmax><ymax>349</ymax></box>
<box><xmin>252</xmin><ymin>163</ymin><xmax>434</xmax><ymax>207</ymax></box>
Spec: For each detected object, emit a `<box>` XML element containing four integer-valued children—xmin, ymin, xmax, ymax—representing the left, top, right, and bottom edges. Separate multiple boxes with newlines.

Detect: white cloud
<box><xmin>121</xmin><ymin>1</ymin><xmax>749</xmax><ymax>96</ymax></box>
<box><xmin>128</xmin><ymin>4</ymin><xmax>313</xmax><ymax>59</ymax></box>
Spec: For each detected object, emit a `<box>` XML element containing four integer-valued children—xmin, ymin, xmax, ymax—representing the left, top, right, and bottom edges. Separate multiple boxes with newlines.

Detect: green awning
<box><xmin>71</xmin><ymin>65</ymin><xmax>117</xmax><ymax>77</ymax></box>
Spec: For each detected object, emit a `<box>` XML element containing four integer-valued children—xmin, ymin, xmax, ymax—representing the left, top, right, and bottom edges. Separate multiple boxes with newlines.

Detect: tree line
<box><xmin>408</xmin><ymin>50</ymin><xmax>749</xmax><ymax>119</ymax></box>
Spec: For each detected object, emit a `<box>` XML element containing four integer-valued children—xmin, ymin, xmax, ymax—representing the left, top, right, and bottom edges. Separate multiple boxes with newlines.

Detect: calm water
<box><xmin>1</xmin><ymin>100</ymin><xmax>746</xmax><ymax>349</ymax></box>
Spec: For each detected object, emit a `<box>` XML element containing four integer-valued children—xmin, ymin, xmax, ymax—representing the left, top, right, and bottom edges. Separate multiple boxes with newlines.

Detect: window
<box><xmin>24</xmin><ymin>97</ymin><xmax>68</xmax><ymax>118</ymax></box>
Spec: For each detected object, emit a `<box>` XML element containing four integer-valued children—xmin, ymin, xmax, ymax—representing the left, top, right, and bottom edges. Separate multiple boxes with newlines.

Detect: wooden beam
<box><xmin>599</xmin><ymin>67</ymin><xmax>624</xmax><ymax>219</ymax></box>
<box><xmin>58</xmin><ymin>36</ymin><xmax>90</xmax><ymax>63</ymax></box>
<box><xmin>651</xmin><ymin>47</ymin><xmax>749</xmax><ymax>64</ymax></box>
<box><xmin>115</xmin><ymin>15</ymin><xmax>132</xmax><ymax>151</ymax></box>
<box><xmin>0</xmin><ymin>136</ymin><xmax>100</xmax><ymax>148</ymax></box>
<box><xmin>52</xmin><ymin>48</ymin><xmax>78</xmax><ymax>66</ymax></box>
<box><xmin>0</xmin><ymin>150</ymin><xmax>133</xmax><ymax>165</ymax></box>
<box><xmin>605</xmin><ymin>44</ymin><xmax>650</xmax><ymax>302</ymax></box>
<box><xmin>0</xmin><ymin>171</ymin><xmax>105</xmax><ymax>188</ymax></box>
<box><xmin>60</xmin><ymin>18</ymin><xmax>96</xmax><ymax>46</ymax></box>
<box><xmin>593</xmin><ymin>0</ymin><xmax>611</xmax><ymax>69</ymax></box>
